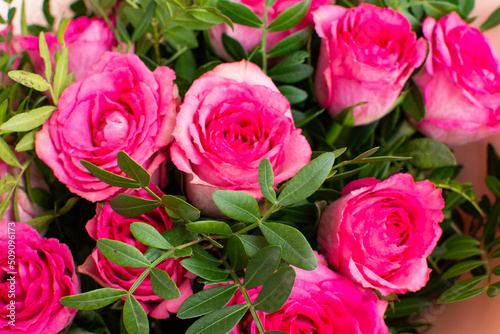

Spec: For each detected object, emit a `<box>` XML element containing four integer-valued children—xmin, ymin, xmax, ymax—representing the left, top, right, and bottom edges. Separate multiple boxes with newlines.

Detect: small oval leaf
<box><xmin>1</xmin><ymin>106</ymin><xmax>55</xmax><ymax>132</ymax></box>
<box><xmin>177</xmin><ymin>284</ymin><xmax>238</xmax><ymax>319</ymax></box>
<box><xmin>8</xmin><ymin>70</ymin><xmax>50</xmax><ymax>91</ymax></box>
<box><xmin>123</xmin><ymin>295</ymin><xmax>149</xmax><ymax>334</ymax></box>
<box><xmin>254</xmin><ymin>266</ymin><xmax>296</xmax><ymax>313</ymax></box>
<box><xmin>186</xmin><ymin>220</ymin><xmax>233</xmax><ymax>236</ymax></box>
<box><xmin>130</xmin><ymin>222</ymin><xmax>173</xmax><ymax>250</ymax></box>
<box><xmin>117</xmin><ymin>151</ymin><xmax>151</xmax><ymax>187</ymax></box>
<box><xmin>150</xmin><ymin>268</ymin><xmax>181</xmax><ymax>300</ymax></box>
<box><xmin>110</xmin><ymin>194</ymin><xmax>161</xmax><ymax>217</ymax></box>
<box><xmin>60</xmin><ymin>288</ymin><xmax>127</xmax><ymax>310</ymax></box>
<box><xmin>97</xmin><ymin>238</ymin><xmax>151</xmax><ymax>268</ymax></box>
<box><xmin>80</xmin><ymin>160</ymin><xmax>140</xmax><ymax>188</ymax></box>
<box><xmin>185</xmin><ymin>304</ymin><xmax>249</xmax><ymax>334</ymax></box>
<box><xmin>213</xmin><ymin>190</ymin><xmax>261</xmax><ymax>223</ymax></box>
<box><xmin>181</xmin><ymin>258</ymin><xmax>228</xmax><ymax>281</ymax></box>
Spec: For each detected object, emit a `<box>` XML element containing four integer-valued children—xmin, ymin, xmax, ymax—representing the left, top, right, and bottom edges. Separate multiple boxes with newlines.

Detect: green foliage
<box><xmin>60</xmin><ymin>288</ymin><xmax>128</xmax><ymax>310</ymax></box>
<box><xmin>253</xmin><ymin>266</ymin><xmax>295</xmax><ymax>313</ymax></box>
<box><xmin>97</xmin><ymin>239</ymin><xmax>151</xmax><ymax>268</ymax></box>
<box><xmin>185</xmin><ymin>304</ymin><xmax>249</xmax><ymax>334</ymax></box>
<box><xmin>110</xmin><ymin>194</ymin><xmax>161</xmax><ymax>217</ymax></box>
<box><xmin>178</xmin><ymin>284</ymin><xmax>239</xmax><ymax>319</ymax></box>
<box><xmin>213</xmin><ymin>190</ymin><xmax>261</xmax><ymax>223</ymax></box>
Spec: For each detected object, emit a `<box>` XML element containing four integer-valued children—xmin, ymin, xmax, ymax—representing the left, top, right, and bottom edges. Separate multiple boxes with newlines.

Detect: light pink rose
<box><xmin>209</xmin><ymin>0</ymin><xmax>328</xmax><ymax>61</ymax></box>
<box><xmin>0</xmin><ymin>152</ymin><xmax>46</xmax><ymax>223</ymax></box>
<box><xmin>78</xmin><ymin>187</ymin><xmax>193</xmax><ymax>319</ymax></box>
<box><xmin>35</xmin><ymin>52</ymin><xmax>178</xmax><ymax>202</ymax></box>
<box><xmin>0</xmin><ymin>220</ymin><xmax>80</xmax><ymax>333</ymax></box>
<box><xmin>318</xmin><ymin>174</ymin><xmax>444</xmax><ymax>296</ymax></box>
<box><xmin>227</xmin><ymin>253</ymin><xmax>388</xmax><ymax>333</ymax></box>
<box><xmin>170</xmin><ymin>60</ymin><xmax>311</xmax><ymax>216</ymax></box>
<box><xmin>313</xmin><ymin>4</ymin><xmax>427</xmax><ymax>125</ymax></box>
<box><xmin>19</xmin><ymin>16</ymin><xmax>118</xmax><ymax>81</ymax></box>
<box><xmin>414</xmin><ymin>12</ymin><xmax>500</xmax><ymax>145</ymax></box>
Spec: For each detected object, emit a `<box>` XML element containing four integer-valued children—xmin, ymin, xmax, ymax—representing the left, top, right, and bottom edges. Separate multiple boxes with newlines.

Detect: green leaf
<box><xmin>131</xmin><ymin>0</ymin><xmax>155</xmax><ymax>43</ymax></box>
<box><xmin>259</xmin><ymin>222</ymin><xmax>317</xmax><ymax>270</ymax></box>
<box><xmin>492</xmin><ymin>264</ymin><xmax>500</xmax><ymax>276</ymax></box>
<box><xmin>189</xmin><ymin>8</ymin><xmax>228</xmax><ymax>25</ymax></box>
<box><xmin>161</xmin><ymin>195</ymin><xmax>201</xmax><ymax>221</ymax></box>
<box><xmin>60</xmin><ymin>288</ymin><xmax>127</xmax><ymax>310</ymax></box>
<box><xmin>481</xmin><ymin>6</ymin><xmax>500</xmax><ymax>31</ymax></box>
<box><xmin>97</xmin><ymin>238</ymin><xmax>151</xmax><ymax>268</ymax></box>
<box><xmin>213</xmin><ymin>190</ymin><xmax>261</xmax><ymax>223</ymax></box>
<box><xmin>222</xmin><ymin>33</ymin><xmax>247</xmax><ymax>61</ymax></box>
<box><xmin>130</xmin><ymin>222</ymin><xmax>173</xmax><ymax>250</ymax></box>
<box><xmin>116</xmin><ymin>16</ymin><xmax>131</xmax><ymax>43</ymax></box>
<box><xmin>1</xmin><ymin>105</ymin><xmax>55</xmax><ymax>132</ymax></box>
<box><xmin>110</xmin><ymin>194</ymin><xmax>161</xmax><ymax>217</ymax></box>
<box><xmin>80</xmin><ymin>160</ymin><xmax>140</xmax><ymax>188</ymax></box>
<box><xmin>225</xmin><ymin>235</ymin><xmax>249</xmax><ymax>271</ymax></box>
<box><xmin>8</xmin><ymin>70</ymin><xmax>50</xmax><ymax>91</ymax></box>
<box><xmin>278</xmin><ymin>85</ymin><xmax>307</xmax><ymax>105</ymax></box>
<box><xmin>442</xmin><ymin>247</ymin><xmax>483</xmax><ymax>260</ymax></box>
<box><xmin>486</xmin><ymin>175</ymin><xmax>500</xmax><ymax>199</ymax></box>
<box><xmin>39</xmin><ymin>32</ymin><xmax>52</xmax><ymax>82</ymax></box>
<box><xmin>165</xmin><ymin>26</ymin><xmax>198</xmax><ymax>49</ymax></box>
<box><xmin>258</xmin><ymin>158</ymin><xmax>276</xmax><ymax>204</ymax></box>
<box><xmin>0</xmin><ymin>173</ymin><xmax>15</xmax><ymax>196</ymax></box>
<box><xmin>150</xmin><ymin>268</ymin><xmax>181</xmax><ymax>299</ymax></box>
<box><xmin>396</xmin><ymin>138</ymin><xmax>456</xmax><ymax>169</ymax></box>
<box><xmin>0</xmin><ymin>137</ymin><xmax>21</xmax><ymax>168</ymax></box>
<box><xmin>267</xmin><ymin>0</ymin><xmax>311</xmax><ymax>32</ymax></box>
<box><xmin>277</xmin><ymin>152</ymin><xmax>335</xmax><ymax>206</ymax></box>
<box><xmin>267</xmin><ymin>27</ymin><xmax>312</xmax><ymax>57</ymax></box>
<box><xmin>441</xmin><ymin>260</ymin><xmax>487</xmax><ymax>280</ymax></box>
<box><xmin>484</xmin><ymin>202</ymin><xmax>500</xmax><ymax>246</ymax></box>
<box><xmin>423</xmin><ymin>1</ymin><xmax>457</xmax><ymax>19</ymax></box>
<box><xmin>216</xmin><ymin>0</ymin><xmax>262</xmax><ymax>27</ymax></box>
<box><xmin>15</xmin><ymin>129</ymin><xmax>37</xmax><ymax>152</ymax></box>
<box><xmin>437</xmin><ymin>275</ymin><xmax>487</xmax><ymax>304</ymax></box>
<box><xmin>185</xmin><ymin>304</ymin><xmax>248</xmax><ymax>334</ymax></box>
<box><xmin>239</xmin><ymin>235</ymin><xmax>269</xmax><ymax>257</ymax></box>
<box><xmin>42</xmin><ymin>0</ymin><xmax>54</xmax><ymax>27</ymax></box>
<box><xmin>254</xmin><ymin>266</ymin><xmax>295</xmax><ymax>313</ymax></box>
<box><xmin>186</xmin><ymin>220</ymin><xmax>233</xmax><ymax>236</ymax></box>
<box><xmin>178</xmin><ymin>284</ymin><xmax>238</xmax><ymax>319</ymax></box>
<box><xmin>117</xmin><ymin>151</ymin><xmax>150</xmax><ymax>187</ymax></box>
<box><xmin>244</xmin><ymin>245</ymin><xmax>281</xmax><ymax>289</ymax></box>
<box><xmin>175</xmin><ymin>12</ymin><xmax>217</xmax><ymax>30</ymax></box>
<box><xmin>181</xmin><ymin>258</ymin><xmax>228</xmax><ymax>281</ymax></box>
<box><xmin>123</xmin><ymin>294</ymin><xmax>149</xmax><ymax>334</ymax></box>
<box><xmin>446</xmin><ymin>235</ymin><xmax>480</xmax><ymax>248</ymax></box>
<box><xmin>268</xmin><ymin>64</ymin><xmax>313</xmax><ymax>83</ymax></box>
<box><xmin>266</xmin><ymin>0</ymin><xmax>277</xmax><ymax>7</ymax></box>
<box><xmin>58</xmin><ymin>197</ymin><xmax>79</xmax><ymax>215</ymax></box>
<box><xmin>53</xmin><ymin>47</ymin><xmax>69</xmax><ymax>100</ymax></box>
<box><xmin>385</xmin><ymin>298</ymin><xmax>431</xmax><ymax>318</ymax></box>
<box><xmin>190</xmin><ymin>244</ymin><xmax>221</xmax><ymax>264</ymax></box>
<box><xmin>401</xmin><ymin>83</ymin><xmax>425</xmax><ymax>122</ymax></box>
<box><xmin>487</xmin><ymin>282</ymin><xmax>500</xmax><ymax>297</ymax></box>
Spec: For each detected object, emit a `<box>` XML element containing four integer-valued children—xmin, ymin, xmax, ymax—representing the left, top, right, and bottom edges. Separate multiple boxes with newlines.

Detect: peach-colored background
<box><xmin>2</xmin><ymin>0</ymin><xmax>500</xmax><ymax>332</ymax></box>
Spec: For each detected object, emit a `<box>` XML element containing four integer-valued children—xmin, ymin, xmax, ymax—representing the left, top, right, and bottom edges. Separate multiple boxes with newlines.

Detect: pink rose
<box><xmin>414</xmin><ymin>12</ymin><xmax>500</xmax><ymax>145</ymax></box>
<box><xmin>78</xmin><ymin>188</ymin><xmax>193</xmax><ymax>319</ymax></box>
<box><xmin>170</xmin><ymin>60</ymin><xmax>311</xmax><ymax>216</ymax></box>
<box><xmin>0</xmin><ymin>221</ymin><xmax>80</xmax><ymax>333</ymax></box>
<box><xmin>0</xmin><ymin>152</ymin><xmax>46</xmax><ymax>223</ymax></box>
<box><xmin>209</xmin><ymin>0</ymin><xmax>328</xmax><ymax>61</ymax></box>
<box><xmin>35</xmin><ymin>52</ymin><xmax>178</xmax><ymax>202</ymax></box>
<box><xmin>318</xmin><ymin>174</ymin><xmax>444</xmax><ymax>295</ymax></box>
<box><xmin>19</xmin><ymin>16</ymin><xmax>118</xmax><ymax>81</ymax></box>
<box><xmin>227</xmin><ymin>253</ymin><xmax>388</xmax><ymax>333</ymax></box>
<box><xmin>313</xmin><ymin>4</ymin><xmax>427</xmax><ymax>125</ymax></box>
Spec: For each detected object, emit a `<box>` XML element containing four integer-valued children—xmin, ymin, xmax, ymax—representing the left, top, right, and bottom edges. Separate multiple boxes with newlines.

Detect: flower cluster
<box><xmin>1</xmin><ymin>0</ymin><xmax>500</xmax><ymax>333</ymax></box>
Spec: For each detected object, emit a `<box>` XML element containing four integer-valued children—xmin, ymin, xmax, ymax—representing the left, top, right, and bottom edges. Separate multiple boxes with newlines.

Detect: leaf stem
<box><xmin>261</xmin><ymin>3</ymin><xmax>269</xmax><ymax>73</ymax></box>
<box><xmin>435</xmin><ymin>183</ymin><xmax>486</xmax><ymax>218</ymax></box>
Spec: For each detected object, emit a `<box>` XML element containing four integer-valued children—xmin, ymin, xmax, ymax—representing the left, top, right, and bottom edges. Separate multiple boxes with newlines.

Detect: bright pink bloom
<box><xmin>0</xmin><ymin>221</ymin><xmax>80</xmax><ymax>333</ymax></box>
<box><xmin>414</xmin><ymin>12</ymin><xmax>500</xmax><ymax>145</ymax></box>
<box><xmin>313</xmin><ymin>4</ymin><xmax>427</xmax><ymax>125</ymax></box>
<box><xmin>78</xmin><ymin>187</ymin><xmax>193</xmax><ymax>319</ymax></box>
<box><xmin>19</xmin><ymin>16</ymin><xmax>118</xmax><ymax>81</ymax></box>
<box><xmin>35</xmin><ymin>52</ymin><xmax>178</xmax><ymax>202</ymax></box>
<box><xmin>318</xmin><ymin>174</ymin><xmax>444</xmax><ymax>295</ymax></box>
<box><xmin>170</xmin><ymin>60</ymin><xmax>311</xmax><ymax>216</ymax></box>
<box><xmin>227</xmin><ymin>253</ymin><xmax>388</xmax><ymax>333</ymax></box>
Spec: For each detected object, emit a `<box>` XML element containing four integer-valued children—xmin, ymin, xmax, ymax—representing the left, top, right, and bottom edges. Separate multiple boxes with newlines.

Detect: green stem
<box><xmin>234</xmin><ymin>203</ymin><xmax>280</xmax><ymax>235</ymax></box>
<box><xmin>88</xmin><ymin>0</ymin><xmax>121</xmax><ymax>43</ymax></box>
<box><xmin>0</xmin><ymin>155</ymin><xmax>34</xmax><ymax>219</ymax></box>
<box><xmin>261</xmin><ymin>4</ymin><xmax>269</xmax><ymax>74</ymax></box>
<box><xmin>221</xmin><ymin>254</ymin><xmax>266</xmax><ymax>334</ymax></box>
<box><xmin>434</xmin><ymin>183</ymin><xmax>486</xmax><ymax>219</ymax></box>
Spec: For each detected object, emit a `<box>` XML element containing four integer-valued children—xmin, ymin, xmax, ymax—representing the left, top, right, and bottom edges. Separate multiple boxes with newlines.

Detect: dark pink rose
<box><xmin>19</xmin><ymin>16</ymin><xmax>118</xmax><ymax>81</ymax></box>
<box><xmin>0</xmin><ymin>221</ymin><xmax>80</xmax><ymax>333</ymax></box>
<box><xmin>170</xmin><ymin>60</ymin><xmax>311</xmax><ymax>216</ymax></box>
<box><xmin>313</xmin><ymin>4</ymin><xmax>427</xmax><ymax>125</ymax></box>
<box><xmin>35</xmin><ymin>52</ymin><xmax>178</xmax><ymax>202</ymax></box>
<box><xmin>318</xmin><ymin>174</ymin><xmax>444</xmax><ymax>295</ymax></box>
<box><xmin>414</xmin><ymin>12</ymin><xmax>500</xmax><ymax>145</ymax></box>
<box><xmin>209</xmin><ymin>0</ymin><xmax>328</xmax><ymax>61</ymax></box>
<box><xmin>0</xmin><ymin>153</ymin><xmax>46</xmax><ymax>223</ymax></box>
<box><xmin>227</xmin><ymin>253</ymin><xmax>388</xmax><ymax>333</ymax></box>
<box><xmin>78</xmin><ymin>188</ymin><xmax>193</xmax><ymax>319</ymax></box>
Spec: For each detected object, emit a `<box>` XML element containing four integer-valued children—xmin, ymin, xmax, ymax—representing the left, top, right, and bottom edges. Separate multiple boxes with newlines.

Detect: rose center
<box><xmin>94</xmin><ymin>111</ymin><xmax>129</xmax><ymax>148</ymax></box>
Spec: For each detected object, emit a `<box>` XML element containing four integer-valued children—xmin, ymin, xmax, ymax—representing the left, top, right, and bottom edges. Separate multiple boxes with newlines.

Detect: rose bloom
<box><xmin>209</xmin><ymin>0</ymin><xmax>328</xmax><ymax>61</ymax></box>
<box><xmin>0</xmin><ymin>221</ymin><xmax>80</xmax><ymax>333</ymax></box>
<box><xmin>227</xmin><ymin>253</ymin><xmax>388</xmax><ymax>333</ymax></box>
<box><xmin>19</xmin><ymin>16</ymin><xmax>119</xmax><ymax>81</ymax></box>
<box><xmin>313</xmin><ymin>4</ymin><xmax>427</xmax><ymax>125</ymax></box>
<box><xmin>170</xmin><ymin>60</ymin><xmax>311</xmax><ymax>216</ymax></box>
<box><xmin>35</xmin><ymin>52</ymin><xmax>178</xmax><ymax>202</ymax></box>
<box><xmin>78</xmin><ymin>188</ymin><xmax>193</xmax><ymax>319</ymax></box>
<box><xmin>318</xmin><ymin>174</ymin><xmax>444</xmax><ymax>296</ymax></box>
<box><xmin>0</xmin><ymin>153</ymin><xmax>46</xmax><ymax>223</ymax></box>
<box><xmin>414</xmin><ymin>12</ymin><xmax>500</xmax><ymax>145</ymax></box>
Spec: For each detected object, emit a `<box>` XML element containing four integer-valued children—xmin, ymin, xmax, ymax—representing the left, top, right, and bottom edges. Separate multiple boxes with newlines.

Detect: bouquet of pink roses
<box><xmin>1</xmin><ymin>0</ymin><xmax>500</xmax><ymax>333</ymax></box>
